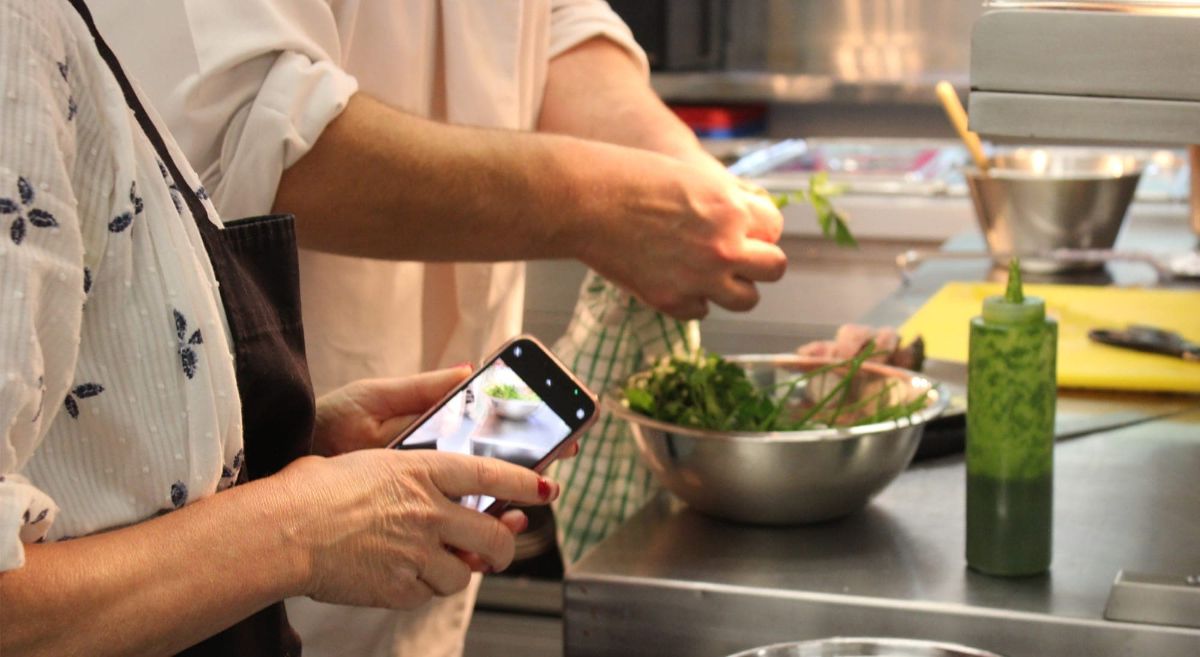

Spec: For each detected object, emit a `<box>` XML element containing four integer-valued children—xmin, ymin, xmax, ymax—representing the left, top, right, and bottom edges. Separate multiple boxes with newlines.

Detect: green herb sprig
<box><xmin>773</xmin><ymin>172</ymin><xmax>857</xmax><ymax>248</ymax></box>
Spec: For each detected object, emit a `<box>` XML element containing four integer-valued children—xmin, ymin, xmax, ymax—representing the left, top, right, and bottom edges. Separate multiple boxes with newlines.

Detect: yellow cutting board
<box><xmin>899</xmin><ymin>283</ymin><xmax>1200</xmax><ymax>393</ymax></box>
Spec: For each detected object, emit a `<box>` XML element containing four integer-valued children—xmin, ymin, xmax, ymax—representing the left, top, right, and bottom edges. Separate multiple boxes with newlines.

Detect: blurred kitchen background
<box><xmin>520</xmin><ymin>0</ymin><xmax>1192</xmax><ymax>358</ymax></box>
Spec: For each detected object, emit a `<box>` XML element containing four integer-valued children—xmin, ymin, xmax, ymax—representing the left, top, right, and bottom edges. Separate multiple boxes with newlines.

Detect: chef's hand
<box><xmin>311</xmin><ymin>366</ymin><xmax>582</xmax><ymax>458</ymax></box>
<box><xmin>278</xmin><ymin>450</ymin><xmax>560</xmax><ymax>610</ymax></box>
<box><xmin>579</xmin><ymin>155</ymin><xmax>787</xmax><ymax>320</ymax></box>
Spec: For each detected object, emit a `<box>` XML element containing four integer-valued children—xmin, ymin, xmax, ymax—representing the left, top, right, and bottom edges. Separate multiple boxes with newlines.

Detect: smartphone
<box><xmin>388</xmin><ymin>335</ymin><xmax>597</xmax><ymax>514</ymax></box>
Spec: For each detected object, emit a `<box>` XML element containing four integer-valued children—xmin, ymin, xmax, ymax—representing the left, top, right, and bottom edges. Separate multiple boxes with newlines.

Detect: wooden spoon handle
<box><xmin>936</xmin><ymin>81</ymin><xmax>990</xmax><ymax>174</ymax></box>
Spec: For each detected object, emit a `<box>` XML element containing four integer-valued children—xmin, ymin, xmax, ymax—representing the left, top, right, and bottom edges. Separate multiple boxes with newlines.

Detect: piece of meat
<box><xmin>797</xmin><ymin>325</ymin><xmax>925</xmax><ymax>371</ymax></box>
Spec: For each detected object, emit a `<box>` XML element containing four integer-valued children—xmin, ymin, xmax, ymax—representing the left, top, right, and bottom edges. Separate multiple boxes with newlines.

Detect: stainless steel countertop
<box><xmin>564</xmin><ymin>218</ymin><xmax>1200</xmax><ymax>657</ymax></box>
<box><xmin>566</xmin><ymin>407</ymin><xmax>1200</xmax><ymax>657</ymax></box>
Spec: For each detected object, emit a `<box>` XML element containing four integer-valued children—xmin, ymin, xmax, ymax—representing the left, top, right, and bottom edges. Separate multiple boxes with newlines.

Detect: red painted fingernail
<box><xmin>537</xmin><ymin>478</ymin><xmax>553</xmax><ymax>500</ymax></box>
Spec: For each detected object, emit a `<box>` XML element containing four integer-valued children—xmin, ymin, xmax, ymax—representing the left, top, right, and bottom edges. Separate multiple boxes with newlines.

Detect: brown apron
<box><xmin>69</xmin><ymin>1</ymin><xmax>315</xmax><ymax>654</ymax></box>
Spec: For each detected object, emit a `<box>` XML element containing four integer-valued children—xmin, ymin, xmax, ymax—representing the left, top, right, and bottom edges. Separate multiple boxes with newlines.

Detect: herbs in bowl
<box><xmin>485</xmin><ymin>383</ymin><xmax>541</xmax><ymax>421</ymax></box>
<box><xmin>609</xmin><ymin>349</ymin><xmax>949</xmax><ymax>524</ymax></box>
<box><xmin>623</xmin><ymin>345</ymin><xmax>932</xmax><ymax>433</ymax></box>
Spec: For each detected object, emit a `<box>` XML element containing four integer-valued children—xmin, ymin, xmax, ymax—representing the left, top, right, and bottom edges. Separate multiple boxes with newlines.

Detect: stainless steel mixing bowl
<box><xmin>606</xmin><ymin>355</ymin><xmax>949</xmax><ymax>525</ymax></box>
<box><xmin>966</xmin><ymin>148</ymin><xmax>1143</xmax><ymax>274</ymax></box>
<box><xmin>726</xmin><ymin>637</ymin><xmax>1004</xmax><ymax>657</ymax></box>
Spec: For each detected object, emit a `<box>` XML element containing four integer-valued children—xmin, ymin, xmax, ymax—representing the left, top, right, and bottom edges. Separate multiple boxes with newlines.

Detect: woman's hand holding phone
<box><xmin>275</xmin><ymin>448</ymin><xmax>560</xmax><ymax>610</ymax></box>
<box><xmin>389</xmin><ymin>337</ymin><xmax>597</xmax><ymax>515</ymax></box>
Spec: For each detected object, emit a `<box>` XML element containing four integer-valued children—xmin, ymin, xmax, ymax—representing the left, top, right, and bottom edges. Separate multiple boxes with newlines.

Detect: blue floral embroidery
<box><xmin>1</xmin><ymin>177</ymin><xmax>59</xmax><ymax>245</ymax></box>
<box><xmin>57</xmin><ymin>61</ymin><xmax>76</xmax><ymax>121</ymax></box>
<box><xmin>22</xmin><ymin>508</ymin><xmax>48</xmax><ymax>524</ymax></box>
<box><xmin>173</xmin><ymin>309</ymin><xmax>203</xmax><ymax>379</ymax></box>
<box><xmin>83</xmin><ymin>267</ymin><xmax>92</xmax><ymax>295</ymax></box>
<box><xmin>195</xmin><ymin>186</ymin><xmax>209</xmax><ymax>201</ymax></box>
<box><xmin>232</xmin><ymin>448</ymin><xmax>243</xmax><ymax>471</ymax></box>
<box><xmin>130</xmin><ymin>181</ymin><xmax>144</xmax><ymax>215</ymax></box>
<box><xmin>107</xmin><ymin>181</ymin><xmax>143</xmax><ymax>234</ymax></box>
<box><xmin>157</xmin><ymin>160</ymin><xmax>183</xmax><ymax>214</ymax></box>
<box><xmin>170</xmin><ymin>481</ymin><xmax>188</xmax><ymax>508</ymax></box>
<box><xmin>108</xmin><ymin>212</ymin><xmax>132</xmax><ymax>233</ymax></box>
<box><xmin>63</xmin><ymin>382</ymin><xmax>104</xmax><ymax>419</ymax></box>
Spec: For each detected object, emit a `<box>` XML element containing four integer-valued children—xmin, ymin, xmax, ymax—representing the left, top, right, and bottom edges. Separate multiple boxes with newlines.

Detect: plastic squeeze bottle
<box><xmin>966</xmin><ymin>259</ymin><xmax>1057</xmax><ymax>576</ymax></box>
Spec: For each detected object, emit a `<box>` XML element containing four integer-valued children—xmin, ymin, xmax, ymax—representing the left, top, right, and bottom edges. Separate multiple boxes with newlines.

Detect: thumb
<box><xmin>370</xmin><ymin>365</ymin><xmax>473</xmax><ymax>421</ymax></box>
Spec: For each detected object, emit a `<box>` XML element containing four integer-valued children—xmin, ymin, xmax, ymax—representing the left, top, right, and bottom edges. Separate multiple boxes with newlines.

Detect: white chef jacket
<box><xmin>91</xmin><ymin>2</ymin><xmax>646</xmax><ymax>656</ymax></box>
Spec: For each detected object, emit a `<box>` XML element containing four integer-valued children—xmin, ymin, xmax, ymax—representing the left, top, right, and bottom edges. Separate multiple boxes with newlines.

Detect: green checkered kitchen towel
<box><xmin>548</xmin><ymin>272</ymin><xmax>699</xmax><ymax>565</ymax></box>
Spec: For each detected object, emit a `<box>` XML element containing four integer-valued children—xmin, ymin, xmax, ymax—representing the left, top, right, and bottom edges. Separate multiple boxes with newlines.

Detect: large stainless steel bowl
<box><xmin>966</xmin><ymin>148</ymin><xmax>1143</xmax><ymax>273</ymax></box>
<box><xmin>727</xmin><ymin>637</ymin><xmax>1004</xmax><ymax>657</ymax></box>
<box><xmin>607</xmin><ymin>355</ymin><xmax>949</xmax><ymax>525</ymax></box>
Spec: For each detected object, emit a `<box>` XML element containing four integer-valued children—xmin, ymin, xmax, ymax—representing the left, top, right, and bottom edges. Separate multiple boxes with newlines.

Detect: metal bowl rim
<box><xmin>963</xmin><ymin>166</ymin><xmax>1143</xmax><ymax>183</ymax></box>
<box><xmin>604</xmin><ymin>355</ymin><xmax>950</xmax><ymax>443</ymax></box>
<box><xmin>725</xmin><ymin>636</ymin><xmax>1005</xmax><ymax>657</ymax></box>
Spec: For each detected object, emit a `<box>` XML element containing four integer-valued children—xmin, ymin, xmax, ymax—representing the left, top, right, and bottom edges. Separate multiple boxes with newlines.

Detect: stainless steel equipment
<box><xmin>606</xmin><ymin>356</ymin><xmax>949</xmax><ymax>524</ymax></box>
<box><xmin>967</xmin><ymin>3</ymin><xmax>1200</xmax><ymax>237</ymax></box>
<box><xmin>727</xmin><ymin>638</ymin><xmax>1005</xmax><ymax>657</ymax></box>
<box><xmin>965</xmin><ymin>149</ymin><xmax>1143</xmax><ymax>272</ymax></box>
<box><xmin>1104</xmin><ymin>571</ymin><xmax>1200</xmax><ymax>629</ymax></box>
<box><xmin>968</xmin><ymin>5</ymin><xmax>1200</xmax><ymax>144</ymax></box>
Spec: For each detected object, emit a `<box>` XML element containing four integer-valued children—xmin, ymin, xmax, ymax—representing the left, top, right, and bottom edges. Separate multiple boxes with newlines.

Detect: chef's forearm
<box><xmin>0</xmin><ymin>477</ymin><xmax>309</xmax><ymax>657</ymax></box>
<box><xmin>272</xmin><ymin>92</ymin><xmax>677</xmax><ymax>262</ymax></box>
<box><xmin>539</xmin><ymin>37</ymin><xmax>710</xmax><ymax>165</ymax></box>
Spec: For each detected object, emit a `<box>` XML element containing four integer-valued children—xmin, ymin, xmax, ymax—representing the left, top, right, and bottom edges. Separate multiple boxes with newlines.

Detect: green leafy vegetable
<box><xmin>485</xmin><ymin>383</ymin><xmax>538</xmax><ymax>402</ymax></box>
<box><xmin>623</xmin><ymin>345</ymin><xmax>930</xmax><ymax>432</ymax></box>
<box><xmin>773</xmin><ymin>172</ymin><xmax>857</xmax><ymax>248</ymax></box>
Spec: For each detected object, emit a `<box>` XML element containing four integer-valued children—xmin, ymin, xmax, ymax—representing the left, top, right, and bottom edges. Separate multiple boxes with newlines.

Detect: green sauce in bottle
<box><xmin>966</xmin><ymin>259</ymin><xmax>1057</xmax><ymax>576</ymax></box>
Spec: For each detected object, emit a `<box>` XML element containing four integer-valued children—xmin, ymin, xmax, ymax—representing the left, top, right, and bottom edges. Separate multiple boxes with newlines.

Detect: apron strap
<box><xmin>64</xmin><ymin>0</ymin><xmax>214</xmax><ymax>232</ymax></box>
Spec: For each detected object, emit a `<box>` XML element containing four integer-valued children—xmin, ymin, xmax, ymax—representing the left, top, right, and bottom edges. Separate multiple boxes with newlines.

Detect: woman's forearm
<box><xmin>0</xmin><ymin>477</ymin><xmax>308</xmax><ymax>657</ymax></box>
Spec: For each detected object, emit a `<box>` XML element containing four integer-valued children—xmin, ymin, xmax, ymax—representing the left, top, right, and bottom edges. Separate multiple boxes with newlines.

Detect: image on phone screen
<box><xmin>392</xmin><ymin>338</ymin><xmax>595</xmax><ymax>512</ymax></box>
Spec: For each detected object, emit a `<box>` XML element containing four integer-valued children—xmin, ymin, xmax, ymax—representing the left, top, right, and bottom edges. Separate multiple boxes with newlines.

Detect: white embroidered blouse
<box><xmin>0</xmin><ymin>0</ymin><xmax>242</xmax><ymax>571</ymax></box>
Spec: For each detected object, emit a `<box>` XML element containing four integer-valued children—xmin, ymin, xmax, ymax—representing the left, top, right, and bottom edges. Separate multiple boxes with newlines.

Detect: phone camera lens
<box><xmin>513</xmin><ymin>346</ymin><xmax>523</xmax><ymax>358</ymax></box>
<box><xmin>576</xmin><ymin>408</ymin><xmax>586</xmax><ymax>420</ymax></box>
<box><xmin>545</xmin><ymin>378</ymin><xmax>552</xmax><ymax>387</ymax></box>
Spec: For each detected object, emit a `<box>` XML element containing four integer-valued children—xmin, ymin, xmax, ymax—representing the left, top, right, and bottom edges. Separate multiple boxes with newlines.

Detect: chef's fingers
<box><xmin>740</xmin><ymin>189</ymin><xmax>785</xmax><ymax>243</ymax></box>
<box><xmin>731</xmin><ymin>239</ymin><xmax>787</xmax><ymax>283</ymax></box>
<box><xmin>419</xmin><ymin>548</ymin><xmax>473</xmax><ymax>596</ymax></box>
<box><xmin>707</xmin><ymin>275</ymin><xmax>761</xmax><ymax>313</ymax></box>
<box><xmin>651</xmin><ymin>294</ymin><xmax>709</xmax><ymax>321</ymax></box>
<box><xmin>426</xmin><ymin>453</ymin><xmax>558</xmax><ymax>506</ymax></box>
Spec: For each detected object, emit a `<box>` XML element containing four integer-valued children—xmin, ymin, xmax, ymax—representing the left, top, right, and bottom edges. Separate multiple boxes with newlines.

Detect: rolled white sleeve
<box><xmin>100</xmin><ymin>0</ymin><xmax>359</xmax><ymax>219</ymax></box>
<box><xmin>0</xmin><ymin>1</ymin><xmax>88</xmax><ymax>570</ymax></box>
<box><xmin>548</xmin><ymin>0</ymin><xmax>649</xmax><ymax>77</ymax></box>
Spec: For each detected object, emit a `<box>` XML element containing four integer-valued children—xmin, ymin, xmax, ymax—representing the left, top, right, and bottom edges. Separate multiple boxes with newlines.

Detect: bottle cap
<box><xmin>982</xmin><ymin>258</ymin><xmax>1045</xmax><ymax>325</ymax></box>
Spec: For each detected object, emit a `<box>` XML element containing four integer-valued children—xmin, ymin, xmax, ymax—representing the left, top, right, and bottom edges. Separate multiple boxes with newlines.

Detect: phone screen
<box><xmin>392</xmin><ymin>337</ymin><xmax>595</xmax><ymax>512</ymax></box>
